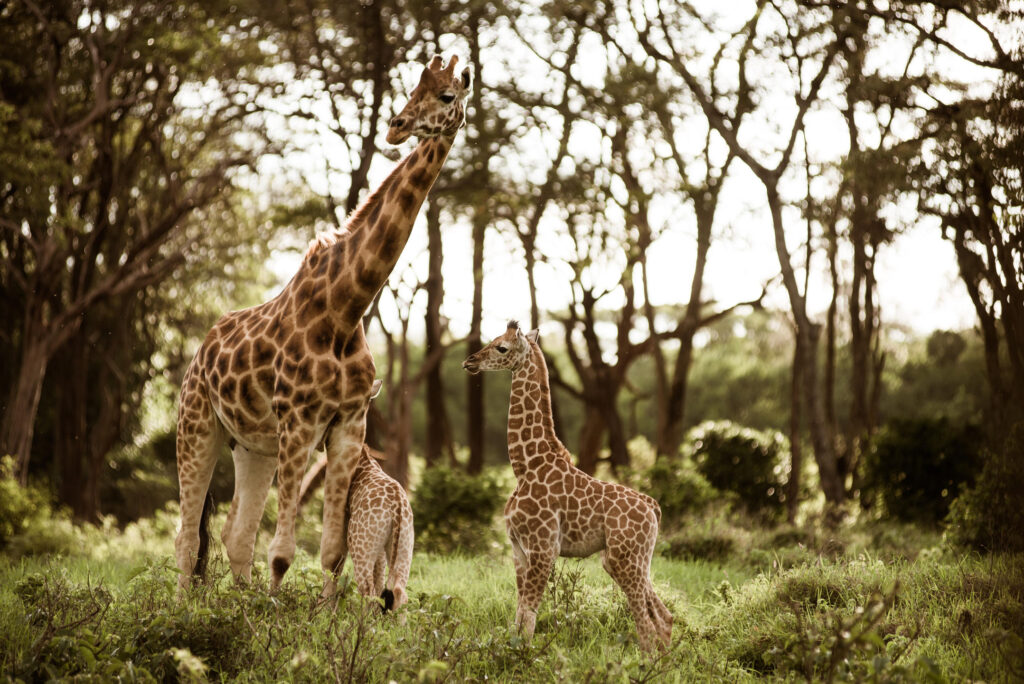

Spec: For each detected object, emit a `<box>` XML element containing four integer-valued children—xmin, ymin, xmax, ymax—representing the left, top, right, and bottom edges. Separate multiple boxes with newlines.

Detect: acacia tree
<box><xmin>912</xmin><ymin>92</ymin><xmax>1024</xmax><ymax>430</ymax></box>
<box><xmin>634</xmin><ymin>0</ymin><xmax>849</xmax><ymax>504</ymax></box>
<box><xmin>0</xmin><ymin>0</ymin><xmax>273</xmax><ymax>492</ymax></box>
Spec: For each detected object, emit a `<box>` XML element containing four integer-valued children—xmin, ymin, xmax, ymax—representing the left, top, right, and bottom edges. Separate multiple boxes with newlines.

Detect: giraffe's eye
<box><xmin>439</xmin><ymin>92</ymin><xmax>455</xmax><ymax>104</ymax></box>
<box><xmin>497</xmin><ymin>346</ymin><xmax>508</xmax><ymax>354</ymax></box>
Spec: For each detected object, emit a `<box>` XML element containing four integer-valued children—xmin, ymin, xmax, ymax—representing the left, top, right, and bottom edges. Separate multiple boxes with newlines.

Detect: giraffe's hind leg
<box><xmin>266</xmin><ymin>414</ymin><xmax>316</xmax><ymax>593</ymax></box>
<box><xmin>604</xmin><ymin>552</ymin><xmax>659</xmax><ymax>652</ymax></box>
<box><xmin>387</xmin><ymin>499</ymin><xmax>414</xmax><ymax>612</ymax></box>
<box><xmin>319</xmin><ymin>412</ymin><xmax>367</xmax><ymax>599</ymax></box>
<box><xmin>221</xmin><ymin>444</ymin><xmax>277</xmax><ymax>583</ymax></box>
<box><xmin>646</xmin><ymin>584</ymin><xmax>673</xmax><ymax>647</ymax></box>
<box><xmin>174</xmin><ymin>368</ymin><xmax>224</xmax><ymax>594</ymax></box>
<box><xmin>638</xmin><ymin>506</ymin><xmax>672</xmax><ymax>647</ymax></box>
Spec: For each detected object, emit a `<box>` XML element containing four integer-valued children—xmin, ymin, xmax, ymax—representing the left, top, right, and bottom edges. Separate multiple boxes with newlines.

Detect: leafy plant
<box><xmin>861</xmin><ymin>418</ymin><xmax>982</xmax><ymax>524</ymax></box>
<box><xmin>411</xmin><ymin>466</ymin><xmax>505</xmax><ymax>554</ymax></box>
<box><xmin>946</xmin><ymin>422</ymin><xmax>1024</xmax><ymax>552</ymax></box>
<box><xmin>636</xmin><ymin>458</ymin><xmax>720</xmax><ymax>525</ymax></box>
<box><xmin>690</xmin><ymin>421</ymin><xmax>789</xmax><ymax>517</ymax></box>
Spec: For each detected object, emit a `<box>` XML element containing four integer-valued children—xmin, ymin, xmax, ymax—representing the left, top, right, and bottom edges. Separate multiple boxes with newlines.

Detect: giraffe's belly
<box><xmin>212</xmin><ymin>402</ymin><xmax>280</xmax><ymax>455</ymax></box>
<box><xmin>558</xmin><ymin>513</ymin><xmax>606</xmax><ymax>558</ymax></box>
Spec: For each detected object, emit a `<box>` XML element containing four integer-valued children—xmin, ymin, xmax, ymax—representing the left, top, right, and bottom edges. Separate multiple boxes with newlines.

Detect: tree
<box><xmin>635</xmin><ymin>0</ymin><xmax>848</xmax><ymax>504</ymax></box>
<box><xmin>0</xmin><ymin>0</ymin><xmax>273</xmax><ymax>495</ymax></box>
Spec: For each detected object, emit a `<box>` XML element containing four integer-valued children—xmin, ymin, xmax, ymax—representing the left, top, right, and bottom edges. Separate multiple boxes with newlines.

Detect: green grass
<box><xmin>1</xmin><ymin>518</ymin><xmax>1022</xmax><ymax>682</ymax></box>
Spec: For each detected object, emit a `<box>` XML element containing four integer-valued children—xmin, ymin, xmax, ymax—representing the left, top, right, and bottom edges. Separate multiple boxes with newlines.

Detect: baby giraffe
<box><xmin>463</xmin><ymin>321</ymin><xmax>672</xmax><ymax>651</ymax></box>
<box><xmin>343</xmin><ymin>443</ymin><xmax>414</xmax><ymax>613</ymax></box>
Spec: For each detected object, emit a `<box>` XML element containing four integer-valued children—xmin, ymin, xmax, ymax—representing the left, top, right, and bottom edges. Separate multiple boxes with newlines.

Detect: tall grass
<box><xmin>1</xmin><ymin>499</ymin><xmax>1022</xmax><ymax>682</ymax></box>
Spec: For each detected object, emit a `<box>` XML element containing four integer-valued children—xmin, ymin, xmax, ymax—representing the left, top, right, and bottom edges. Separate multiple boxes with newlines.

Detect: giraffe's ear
<box><xmin>369</xmin><ymin>379</ymin><xmax>383</xmax><ymax>399</ymax></box>
<box><xmin>460</xmin><ymin>67</ymin><xmax>472</xmax><ymax>91</ymax></box>
<box><xmin>526</xmin><ymin>329</ymin><xmax>539</xmax><ymax>344</ymax></box>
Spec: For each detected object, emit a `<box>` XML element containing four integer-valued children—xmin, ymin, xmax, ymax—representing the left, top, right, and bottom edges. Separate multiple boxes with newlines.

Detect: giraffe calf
<box><xmin>464</xmin><ymin>322</ymin><xmax>673</xmax><ymax>651</ymax></box>
<box><xmin>342</xmin><ymin>445</ymin><xmax>414</xmax><ymax>613</ymax></box>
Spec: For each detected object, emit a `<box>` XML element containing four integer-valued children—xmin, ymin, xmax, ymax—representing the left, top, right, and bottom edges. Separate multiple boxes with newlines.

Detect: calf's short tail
<box><xmin>194</xmin><ymin>492</ymin><xmax>215</xmax><ymax>579</ymax></box>
<box><xmin>380</xmin><ymin>588</ymin><xmax>395</xmax><ymax>613</ymax></box>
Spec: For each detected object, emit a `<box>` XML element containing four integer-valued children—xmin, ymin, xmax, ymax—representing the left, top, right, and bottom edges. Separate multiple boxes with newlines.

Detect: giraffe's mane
<box><xmin>304</xmin><ymin>226</ymin><xmax>351</xmax><ymax>259</ymax></box>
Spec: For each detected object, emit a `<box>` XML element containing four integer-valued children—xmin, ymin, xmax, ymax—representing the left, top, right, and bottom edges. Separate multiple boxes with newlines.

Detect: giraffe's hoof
<box><xmin>269</xmin><ymin>556</ymin><xmax>290</xmax><ymax>591</ymax></box>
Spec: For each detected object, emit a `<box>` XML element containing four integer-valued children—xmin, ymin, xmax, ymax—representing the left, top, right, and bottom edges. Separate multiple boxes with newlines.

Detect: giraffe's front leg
<box><xmin>319</xmin><ymin>412</ymin><xmax>366</xmax><ymax>601</ymax></box>
<box><xmin>222</xmin><ymin>445</ymin><xmax>277</xmax><ymax>583</ymax></box>
<box><xmin>513</xmin><ymin>522</ymin><xmax>558</xmax><ymax>641</ymax></box>
<box><xmin>508</xmin><ymin>528</ymin><xmax>529</xmax><ymax>631</ymax></box>
<box><xmin>267</xmin><ymin>415</ymin><xmax>316</xmax><ymax>593</ymax></box>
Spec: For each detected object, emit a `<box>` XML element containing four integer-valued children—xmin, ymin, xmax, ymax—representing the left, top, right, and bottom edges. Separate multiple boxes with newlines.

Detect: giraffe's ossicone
<box><xmin>463</xmin><ymin>321</ymin><xmax>673</xmax><ymax>652</ymax></box>
<box><xmin>174</xmin><ymin>55</ymin><xmax>471</xmax><ymax>597</ymax></box>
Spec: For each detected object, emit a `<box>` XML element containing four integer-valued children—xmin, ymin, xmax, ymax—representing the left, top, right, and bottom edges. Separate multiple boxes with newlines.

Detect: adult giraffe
<box><xmin>174</xmin><ymin>55</ymin><xmax>471</xmax><ymax>597</ymax></box>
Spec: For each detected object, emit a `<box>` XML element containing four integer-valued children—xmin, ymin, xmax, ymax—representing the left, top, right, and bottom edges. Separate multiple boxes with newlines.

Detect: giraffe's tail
<box><xmin>194</xmin><ymin>492</ymin><xmax>215</xmax><ymax>579</ymax></box>
<box><xmin>383</xmin><ymin>493</ymin><xmax>414</xmax><ymax>613</ymax></box>
<box><xmin>380</xmin><ymin>588</ymin><xmax>395</xmax><ymax>613</ymax></box>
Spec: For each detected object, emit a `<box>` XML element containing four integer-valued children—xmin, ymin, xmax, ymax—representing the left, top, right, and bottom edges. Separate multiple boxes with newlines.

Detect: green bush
<box><xmin>0</xmin><ymin>456</ymin><xmax>50</xmax><ymax>547</ymax></box>
<box><xmin>636</xmin><ymin>458</ymin><xmax>720</xmax><ymax>525</ymax></box>
<box><xmin>0</xmin><ymin>456</ymin><xmax>84</xmax><ymax>556</ymax></box>
<box><xmin>411</xmin><ymin>465</ymin><xmax>505</xmax><ymax>554</ymax></box>
<box><xmin>861</xmin><ymin>418</ymin><xmax>981</xmax><ymax>524</ymax></box>
<box><xmin>946</xmin><ymin>422</ymin><xmax>1024</xmax><ymax>552</ymax></box>
<box><xmin>690</xmin><ymin>421</ymin><xmax>789</xmax><ymax>517</ymax></box>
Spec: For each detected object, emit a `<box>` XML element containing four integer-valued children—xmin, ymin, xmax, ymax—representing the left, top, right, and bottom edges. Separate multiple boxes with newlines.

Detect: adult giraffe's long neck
<box><xmin>507</xmin><ymin>343</ymin><xmax>568</xmax><ymax>480</ymax></box>
<box><xmin>316</xmin><ymin>135</ymin><xmax>454</xmax><ymax>331</ymax></box>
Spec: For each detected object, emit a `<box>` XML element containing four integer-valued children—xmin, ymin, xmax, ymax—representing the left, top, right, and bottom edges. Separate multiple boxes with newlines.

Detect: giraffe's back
<box><xmin>189</xmin><ymin>286</ymin><xmax>375</xmax><ymax>455</ymax></box>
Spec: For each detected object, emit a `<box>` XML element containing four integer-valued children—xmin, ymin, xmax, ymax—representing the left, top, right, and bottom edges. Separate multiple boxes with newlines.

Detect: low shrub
<box><xmin>663</xmin><ymin>532</ymin><xmax>736</xmax><ymax>563</ymax></box>
<box><xmin>411</xmin><ymin>466</ymin><xmax>505</xmax><ymax>554</ymax></box>
<box><xmin>690</xmin><ymin>421</ymin><xmax>789</xmax><ymax>517</ymax></box>
<box><xmin>635</xmin><ymin>458</ymin><xmax>720</xmax><ymax>525</ymax></box>
<box><xmin>946</xmin><ymin>422</ymin><xmax>1024</xmax><ymax>552</ymax></box>
<box><xmin>0</xmin><ymin>456</ymin><xmax>51</xmax><ymax>547</ymax></box>
<box><xmin>0</xmin><ymin>457</ymin><xmax>83</xmax><ymax>557</ymax></box>
<box><xmin>861</xmin><ymin>418</ymin><xmax>981</xmax><ymax>524</ymax></box>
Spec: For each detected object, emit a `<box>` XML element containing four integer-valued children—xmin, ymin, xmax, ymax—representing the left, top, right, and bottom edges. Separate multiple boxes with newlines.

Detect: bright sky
<box><xmin>264</xmin><ymin>3</ymin><xmax>992</xmax><ymax>346</ymax></box>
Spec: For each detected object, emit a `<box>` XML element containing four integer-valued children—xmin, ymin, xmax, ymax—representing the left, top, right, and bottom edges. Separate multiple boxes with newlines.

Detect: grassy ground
<box><xmin>2</xmin><ymin>508</ymin><xmax>1023</xmax><ymax>683</ymax></box>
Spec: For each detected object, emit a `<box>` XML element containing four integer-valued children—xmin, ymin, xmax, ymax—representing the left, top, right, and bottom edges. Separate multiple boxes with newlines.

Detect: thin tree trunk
<box><xmin>424</xmin><ymin>201</ymin><xmax>454</xmax><ymax>467</ymax></box>
<box><xmin>466</xmin><ymin>214</ymin><xmax>486</xmax><ymax>475</ymax></box>
<box><xmin>577</xmin><ymin>408</ymin><xmax>605</xmax><ymax>475</ymax></box>
<box><xmin>55</xmin><ymin>337</ymin><xmax>90</xmax><ymax>519</ymax></box>
<box><xmin>766</xmin><ymin>187</ymin><xmax>844</xmax><ymax>505</ymax></box>
<box><xmin>464</xmin><ymin>10</ymin><xmax>488</xmax><ymax>475</ymax></box>
<box><xmin>2</xmin><ymin>310</ymin><xmax>51</xmax><ymax>483</ymax></box>
<box><xmin>787</xmin><ymin>326</ymin><xmax>803</xmax><ymax>524</ymax></box>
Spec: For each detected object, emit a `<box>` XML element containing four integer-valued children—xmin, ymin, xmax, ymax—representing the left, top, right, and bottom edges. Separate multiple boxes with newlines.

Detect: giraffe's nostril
<box><xmin>390</xmin><ymin>117</ymin><xmax>407</xmax><ymax>129</ymax></box>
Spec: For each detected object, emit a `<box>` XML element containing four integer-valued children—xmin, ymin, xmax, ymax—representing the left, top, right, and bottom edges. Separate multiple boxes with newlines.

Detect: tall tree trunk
<box><xmin>2</xmin><ymin>303</ymin><xmax>53</xmax><ymax>483</ymax></box>
<box><xmin>424</xmin><ymin>201</ymin><xmax>454</xmax><ymax>467</ymax></box>
<box><xmin>766</xmin><ymin>187</ymin><xmax>844</xmax><ymax>506</ymax></box>
<box><xmin>656</xmin><ymin>206</ymin><xmax>712</xmax><ymax>459</ymax></box>
<box><xmin>465</xmin><ymin>211</ymin><xmax>486</xmax><ymax>475</ymax></box>
<box><xmin>577</xmin><ymin>408</ymin><xmax>605</xmax><ymax>475</ymax></box>
<box><xmin>787</xmin><ymin>326</ymin><xmax>803</xmax><ymax>524</ymax></box>
<box><xmin>602</xmin><ymin>383</ymin><xmax>629</xmax><ymax>472</ymax></box>
<box><xmin>54</xmin><ymin>337</ymin><xmax>90</xmax><ymax>519</ymax></box>
<box><xmin>464</xmin><ymin>13</ymin><xmax>488</xmax><ymax>475</ymax></box>
<box><xmin>658</xmin><ymin>338</ymin><xmax>695</xmax><ymax>459</ymax></box>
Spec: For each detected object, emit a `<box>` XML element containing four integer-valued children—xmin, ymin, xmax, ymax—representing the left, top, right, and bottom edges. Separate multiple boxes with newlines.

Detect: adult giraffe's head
<box><xmin>387</xmin><ymin>55</ymin><xmax>472</xmax><ymax>145</ymax></box>
<box><xmin>463</xmin><ymin>321</ymin><xmax>539</xmax><ymax>375</ymax></box>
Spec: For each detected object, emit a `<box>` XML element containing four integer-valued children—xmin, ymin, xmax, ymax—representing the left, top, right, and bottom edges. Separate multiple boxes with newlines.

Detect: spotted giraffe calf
<box><xmin>463</xmin><ymin>321</ymin><xmax>672</xmax><ymax>652</ymax></box>
<box><xmin>342</xmin><ymin>445</ymin><xmax>414</xmax><ymax>613</ymax></box>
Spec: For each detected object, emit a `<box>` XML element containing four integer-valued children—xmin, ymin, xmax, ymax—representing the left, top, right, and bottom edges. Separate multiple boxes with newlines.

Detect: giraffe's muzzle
<box><xmin>462</xmin><ymin>358</ymin><xmax>480</xmax><ymax>374</ymax></box>
<box><xmin>387</xmin><ymin>117</ymin><xmax>411</xmax><ymax>145</ymax></box>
